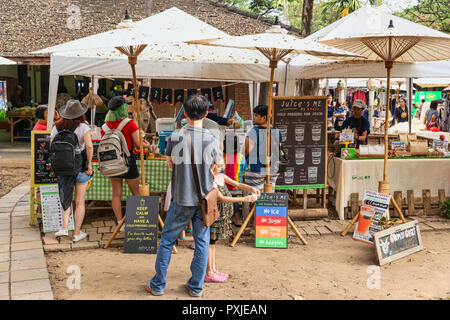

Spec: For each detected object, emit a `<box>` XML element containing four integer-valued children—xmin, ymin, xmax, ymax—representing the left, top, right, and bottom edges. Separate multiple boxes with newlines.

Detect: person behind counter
<box><xmin>392</xmin><ymin>97</ymin><xmax>408</xmax><ymax>126</ymax></box>
<box><xmin>33</xmin><ymin>104</ymin><xmax>59</xmax><ymax>131</ymax></box>
<box><xmin>337</xmin><ymin>99</ymin><xmax>370</xmax><ymax>147</ymax></box>
<box><xmin>10</xmin><ymin>85</ymin><xmax>30</xmax><ymax>136</ymax></box>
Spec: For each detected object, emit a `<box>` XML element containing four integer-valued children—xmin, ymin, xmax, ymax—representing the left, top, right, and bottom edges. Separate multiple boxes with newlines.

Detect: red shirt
<box><xmin>101</xmin><ymin>119</ymin><xmax>139</xmax><ymax>151</ymax></box>
<box><xmin>33</xmin><ymin>122</ymin><xmax>48</xmax><ymax>131</ymax></box>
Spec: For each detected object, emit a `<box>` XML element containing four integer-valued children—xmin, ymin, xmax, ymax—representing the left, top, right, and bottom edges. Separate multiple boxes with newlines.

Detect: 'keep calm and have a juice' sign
<box><xmin>255</xmin><ymin>193</ymin><xmax>288</xmax><ymax>249</ymax></box>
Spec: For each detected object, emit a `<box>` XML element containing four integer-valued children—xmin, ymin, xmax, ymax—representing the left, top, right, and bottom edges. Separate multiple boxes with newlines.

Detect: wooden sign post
<box><xmin>373</xmin><ymin>220</ymin><xmax>423</xmax><ymax>265</ymax></box>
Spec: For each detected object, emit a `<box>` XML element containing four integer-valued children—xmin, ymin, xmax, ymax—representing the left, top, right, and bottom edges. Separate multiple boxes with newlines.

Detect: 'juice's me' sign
<box><xmin>255</xmin><ymin>193</ymin><xmax>288</xmax><ymax>249</ymax></box>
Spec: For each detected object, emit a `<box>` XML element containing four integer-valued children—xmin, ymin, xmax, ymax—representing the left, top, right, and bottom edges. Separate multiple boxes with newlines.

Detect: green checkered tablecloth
<box><xmin>86</xmin><ymin>160</ymin><xmax>171</xmax><ymax>201</ymax></box>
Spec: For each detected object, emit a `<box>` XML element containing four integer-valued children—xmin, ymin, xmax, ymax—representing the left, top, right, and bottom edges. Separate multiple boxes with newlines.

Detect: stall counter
<box><xmin>328</xmin><ymin>156</ymin><xmax>450</xmax><ymax>220</ymax></box>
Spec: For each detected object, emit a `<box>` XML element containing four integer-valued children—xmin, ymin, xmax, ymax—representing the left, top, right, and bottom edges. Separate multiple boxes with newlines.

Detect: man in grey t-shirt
<box><xmin>147</xmin><ymin>94</ymin><xmax>220</xmax><ymax>298</ymax></box>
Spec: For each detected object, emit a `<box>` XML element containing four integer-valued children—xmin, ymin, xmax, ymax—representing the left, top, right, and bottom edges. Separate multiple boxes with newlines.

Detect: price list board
<box><xmin>272</xmin><ymin>97</ymin><xmax>327</xmax><ymax>189</ymax></box>
<box><xmin>255</xmin><ymin>193</ymin><xmax>289</xmax><ymax>249</ymax></box>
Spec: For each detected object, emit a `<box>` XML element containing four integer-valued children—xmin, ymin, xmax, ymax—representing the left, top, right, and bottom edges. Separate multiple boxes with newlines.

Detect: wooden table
<box><xmin>7</xmin><ymin>114</ymin><xmax>35</xmax><ymax>144</ymax></box>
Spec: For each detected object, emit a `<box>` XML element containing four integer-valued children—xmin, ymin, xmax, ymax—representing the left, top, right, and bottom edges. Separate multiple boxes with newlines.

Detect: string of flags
<box><xmin>112</xmin><ymin>81</ymin><xmax>226</xmax><ymax>106</ymax></box>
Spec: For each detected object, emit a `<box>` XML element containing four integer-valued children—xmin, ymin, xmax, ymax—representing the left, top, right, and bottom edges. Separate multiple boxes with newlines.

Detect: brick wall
<box><xmin>230</xmin><ymin>83</ymin><xmax>251</xmax><ymax>121</ymax></box>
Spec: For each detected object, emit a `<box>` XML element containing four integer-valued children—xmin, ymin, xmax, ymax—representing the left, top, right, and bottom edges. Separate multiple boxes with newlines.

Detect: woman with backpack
<box><xmin>50</xmin><ymin>100</ymin><xmax>93</xmax><ymax>242</ymax></box>
<box><xmin>101</xmin><ymin>96</ymin><xmax>150</xmax><ymax>230</ymax></box>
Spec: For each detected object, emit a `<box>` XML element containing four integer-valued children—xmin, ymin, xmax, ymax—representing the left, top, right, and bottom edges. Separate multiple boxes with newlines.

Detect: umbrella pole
<box><xmin>129</xmin><ymin>56</ymin><xmax>148</xmax><ymax>196</ymax></box>
<box><xmin>265</xmin><ymin>59</ymin><xmax>277</xmax><ymax>194</ymax></box>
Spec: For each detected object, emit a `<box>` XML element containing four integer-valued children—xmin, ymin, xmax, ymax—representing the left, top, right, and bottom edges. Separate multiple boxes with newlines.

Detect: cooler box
<box><xmin>156</xmin><ymin>118</ymin><xmax>176</xmax><ymax>132</ymax></box>
<box><xmin>158</xmin><ymin>131</ymin><xmax>173</xmax><ymax>155</ymax></box>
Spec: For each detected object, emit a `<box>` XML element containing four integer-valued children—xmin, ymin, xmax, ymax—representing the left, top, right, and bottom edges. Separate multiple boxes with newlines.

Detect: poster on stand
<box><xmin>40</xmin><ymin>184</ymin><xmax>74</xmax><ymax>233</ymax></box>
<box><xmin>353</xmin><ymin>190</ymin><xmax>391</xmax><ymax>245</ymax></box>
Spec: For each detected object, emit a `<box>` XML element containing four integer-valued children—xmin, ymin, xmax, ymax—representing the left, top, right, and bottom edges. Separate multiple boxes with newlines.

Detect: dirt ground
<box><xmin>0</xmin><ymin>167</ymin><xmax>29</xmax><ymax>198</ymax></box>
<box><xmin>46</xmin><ymin>231</ymin><xmax>450</xmax><ymax>300</ymax></box>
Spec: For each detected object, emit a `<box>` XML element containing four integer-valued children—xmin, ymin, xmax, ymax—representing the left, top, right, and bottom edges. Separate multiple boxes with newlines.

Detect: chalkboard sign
<box><xmin>139</xmin><ymin>86</ymin><xmax>150</xmax><ymax>100</ymax></box>
<box><xmin>272</xmin><ymin>97</ymin><xmax>327</xmax><ymax>189</ymax></box>
<box><xmin>255</xmin><ymin>193</ymin><xmax>288</xmax><ymax>249</ymax></box>
<box><xmin>92</xmin><ymin>140</ymin><xmax>100</xmax><ymax>162</ymax></box>
<box><xmin>124</xmin><ymin>196</ymin><xmax>159</xmax><ymax>254</ymax></box>
<box><xmin>31</xmin><ymin>131</ymin><xmax>58</xmax><ymax>186</ymax></box>
<box><xmin>373</xmin><ymin>221</ymin><xmax>423</xmax><ymax>266</ymax></box>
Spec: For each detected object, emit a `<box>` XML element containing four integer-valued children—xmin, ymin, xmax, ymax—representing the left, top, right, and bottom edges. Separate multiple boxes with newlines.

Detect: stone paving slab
<box><xmin>12</xmin><ymin>248</ymin><xmax>44</xmax><ymax>261</ymax></box>
<box><xmin>11</xmin><ymin>258</ymin><xmax>47</xmax><ymax>271</ymax></box>
<box><xmin>0</xmin><ymin>262</ymin><xmax>9</xmax><ymax>272</ymax></box>
<box><xmin>11</xmin><ymin>268</ymin><xmax>49</xmax><ymax>283</ymax></box>
<box><xmin>12</xmin><ymin>291</ymin><xmax>54</xmax><ymax>300</ymax></box>
<box><xmin>11</xmin><ymin>278</ymin><xmax>52</xmax><ymax>296</ymax></box>
<box><xmin>0</xmin><ymin>271</ymin><xmax>8</xmax><ymax>284</ymax></box>
<box><xmin>11</xmin><ymin>241</ymin><xmax>43</xmax><ymax>252</ymax></box>
<box><xmin>0</xmin><ymin>283</ymin><xmax>9</xmax><ymax>296</ymax></box>
<box><xmin>0</xmin><ymin>253</ymin><xmax>9</xmax><ymax>263</ymax></box>
<box><xmin>12</xmin><ymin>233</ymin><xmax>42</xmax><ymax>244</ymax></box>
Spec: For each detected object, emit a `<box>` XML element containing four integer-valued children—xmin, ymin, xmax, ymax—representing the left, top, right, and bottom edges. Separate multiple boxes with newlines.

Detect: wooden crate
<box><xmin>345</xmin><ymin>189</ymin><xmax>448</xmax><ymax>219</ymax></box>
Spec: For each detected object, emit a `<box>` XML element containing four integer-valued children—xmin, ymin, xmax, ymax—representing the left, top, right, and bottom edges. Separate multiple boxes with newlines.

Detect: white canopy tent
<box><xmin>0</xmin><ymin>57</ymin><xmax>16</xmax><ymax>65</ymax></box>
<box><xmin>40</xmin><ymin>7</ymin><xmax>287</xmax><ymax>123</ymax></box>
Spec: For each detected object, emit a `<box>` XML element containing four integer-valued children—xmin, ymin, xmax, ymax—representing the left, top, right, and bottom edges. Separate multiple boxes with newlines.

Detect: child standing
<box><xmin>224</xmin><ymin>133</ymin><xmax>247</xmax><ymax>226</ymax></box>
<box><xmin>206</xmin><ymin>159</ymin><xmax>260</xmax><ymax>283</ymax></box>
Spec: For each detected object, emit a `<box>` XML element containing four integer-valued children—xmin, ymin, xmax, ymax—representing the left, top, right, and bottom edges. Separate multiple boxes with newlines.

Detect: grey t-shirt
<box><xmin>166</xmin><ymin>125</ymin><xmax>220</xmax><ymax>207</ymax></box>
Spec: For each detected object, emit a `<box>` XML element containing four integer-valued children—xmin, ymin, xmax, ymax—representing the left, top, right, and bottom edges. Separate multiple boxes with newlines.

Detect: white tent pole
<box><xmin>46</xmin><ymin>62</ymin><xmax>59</xmax><ymax>130</ymax></box>
<box><xmin>248</xmin><ymin>82</ymin><xmax>254</xmax><ymax>119</ymax></box>
<box><xmin>407</xmin><ymin>77</ymin><xmax>413</xmax><ymax>133</ymax></box>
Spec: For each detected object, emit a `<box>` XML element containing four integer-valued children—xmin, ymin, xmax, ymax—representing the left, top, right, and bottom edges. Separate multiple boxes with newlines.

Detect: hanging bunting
<box><xmin>162</xmin><ymin>89</ymin><xmax>173</xmax><ymax>104</ymax></box>
<box><xmin>139</xmin><ymin>86</ymin><xmax>150</xmax><ymax>100</ymax></box>
<box><xmin>212</xmin><ymin>86</ymin><xmax>224</xmax><ymax>102</ymax></box>
<box><xmin>187</xmin><ymin>89</ymin><xmax>198</xmax><ymax>97</ymax></box>
<box><xmin>174</xmin><ymin>89</ymin><xmax>185</xmax><ymax>104</ymax></box>
<box><xmin>126</xmin><ymin>83</ymin><xmax>135</xmax><ymax>97</ymax></box>
<box><xmin>112</xmin><ymin>81</ymin><xmax>125</xmax><ymax>95</ymax></box>
<box><xmin>201</xmin><ymin>88</ymin><xmax>212</xmax><ymax>102</ymax></box>
<box><xmin>150</xmin><ymin>88</ymin><xmax>161</xmax><ymax>104</ymax></box>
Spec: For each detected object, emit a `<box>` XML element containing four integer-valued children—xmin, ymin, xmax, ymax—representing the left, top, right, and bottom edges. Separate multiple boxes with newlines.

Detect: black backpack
<box><xmin>49</xmin><ymin>129</ymin><xmax>83</xmax><ymax>176</ymax></box>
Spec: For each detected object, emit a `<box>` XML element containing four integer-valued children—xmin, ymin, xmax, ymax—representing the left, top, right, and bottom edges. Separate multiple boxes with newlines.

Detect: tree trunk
<box><xmin>299</xmin><ymin>0</ymin><xmax>317</xmax><ymax>96</ymax></box>
<box><xmin>145</xmin><ymin>0</ymin><xmax>152</xmax><ymax>17</ymax></box>
<box><xmin>300</xmin><ymin>0</ymin><xmax>314</xmax><ymax>38</ymax></box>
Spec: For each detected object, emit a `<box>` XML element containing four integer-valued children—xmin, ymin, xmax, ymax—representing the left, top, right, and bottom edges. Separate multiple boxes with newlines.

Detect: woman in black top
<box><xmin>393</xmin><ymin>97</ymin><xmax>408</xmax><ymax>125</ymax></box>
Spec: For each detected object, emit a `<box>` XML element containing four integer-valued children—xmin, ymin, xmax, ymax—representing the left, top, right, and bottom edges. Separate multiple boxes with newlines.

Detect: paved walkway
<box><xmin>0</xmin><ymin>182</ymin><xmax>53</xmax><ymax>300</ymax></box>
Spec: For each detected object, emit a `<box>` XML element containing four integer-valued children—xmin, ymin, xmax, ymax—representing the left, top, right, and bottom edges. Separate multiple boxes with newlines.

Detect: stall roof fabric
<box><xmin>0</xmin><ymin>0</ymin><xmax>299</xmax><ymax>57</ymax></box>
<box><xmin>0</xmin><ymin>57</ymin><xmax>16</xmax><ymax>65</ymax></box>
<box><xmin>45</xmin><ymin>7</ymin><xmax>284</xmax><ymax>82</ymax></box>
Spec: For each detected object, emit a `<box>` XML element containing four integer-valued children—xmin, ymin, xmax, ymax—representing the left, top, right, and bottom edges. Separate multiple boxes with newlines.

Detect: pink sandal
<box><xmin>215</xmin><ymin>270</ymin><xmax>229</xmax><ymax>279</ymax></box>
<box><xmin>204</xmin><ymin>273</ymin><xmax>226</xmax><ymax>283</ymax></box>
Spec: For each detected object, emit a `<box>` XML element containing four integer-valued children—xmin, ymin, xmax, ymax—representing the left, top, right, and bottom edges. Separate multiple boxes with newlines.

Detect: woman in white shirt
<box><xmin>50</xmin><ymin>100</ymin><xmax>93</xmax><ymax>242</ymax></box>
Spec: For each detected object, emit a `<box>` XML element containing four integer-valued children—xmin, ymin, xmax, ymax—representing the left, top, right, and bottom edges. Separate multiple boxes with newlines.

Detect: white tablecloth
<box><xmin>328</xmin><ymin>157</ymin><xmax>450</xmax><ymax>220</ymax></box>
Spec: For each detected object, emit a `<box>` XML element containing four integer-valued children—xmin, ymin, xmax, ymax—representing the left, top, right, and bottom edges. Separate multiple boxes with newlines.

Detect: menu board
<box><xmin>124</xmin><ymin>196</ymin><xmax>159</xmax><ymax>254</ymax></box>
<box><xmin>373</xmin><ymin>221</ymin><xmax>423</xmax><ymax>266</ymax></box>
<box><xmin>31</xmin><ymin>131</ymin><xmax>58</xmax><ymax>186</ymax></box>
<box><xmin>40</xmin><ymin>184</ymin><xmax>74</xmax><ymax>233</ymax></box>
<box><xmin>255</xmin><ymin>193</ymin><xmax>288</xmax><ymax>249</ymax></box>
<box><xmin>273</xmin><ymin>97</ymin><xmax>327</xmax><ymax>189</ymax></box>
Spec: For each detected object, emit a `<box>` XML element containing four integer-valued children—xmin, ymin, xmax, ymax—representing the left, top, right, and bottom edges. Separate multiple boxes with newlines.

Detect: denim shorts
<box><xmin>76</xmin><ymin>172</ymin><xmax>93</xmax><ymax>184</ymax></box>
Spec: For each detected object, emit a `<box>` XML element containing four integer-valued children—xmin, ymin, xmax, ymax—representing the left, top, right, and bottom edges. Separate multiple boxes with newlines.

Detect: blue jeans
<box><xmin>150</xmin><ymin>201</ymin><xmax>210</xmax><ymax>294</ymax></box>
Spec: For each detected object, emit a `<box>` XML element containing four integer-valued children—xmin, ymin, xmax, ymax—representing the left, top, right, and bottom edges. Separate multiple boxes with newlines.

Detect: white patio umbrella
<box><xmin>34</xmin><ymin>7</ymin><xmax>253</xmax><ymax>195</ymax></box>
<box><xmin>187</xmin><ymin>20</ymin><xmax>364</xmax><ymax>194</ymax></box>
<box><xmin>0</xmin><ymin>57</ymin><xmax>16</xmax><ymax>65</ymax></box>
<box><xmin>306</xmin><ymin>5</ymin><xmax>450</xmax><ymax>227</ymax></box>
<box><xmin>187</xmin><ymin>20</ymin><xmax>364</xmax><ymax>247</ymax></box>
